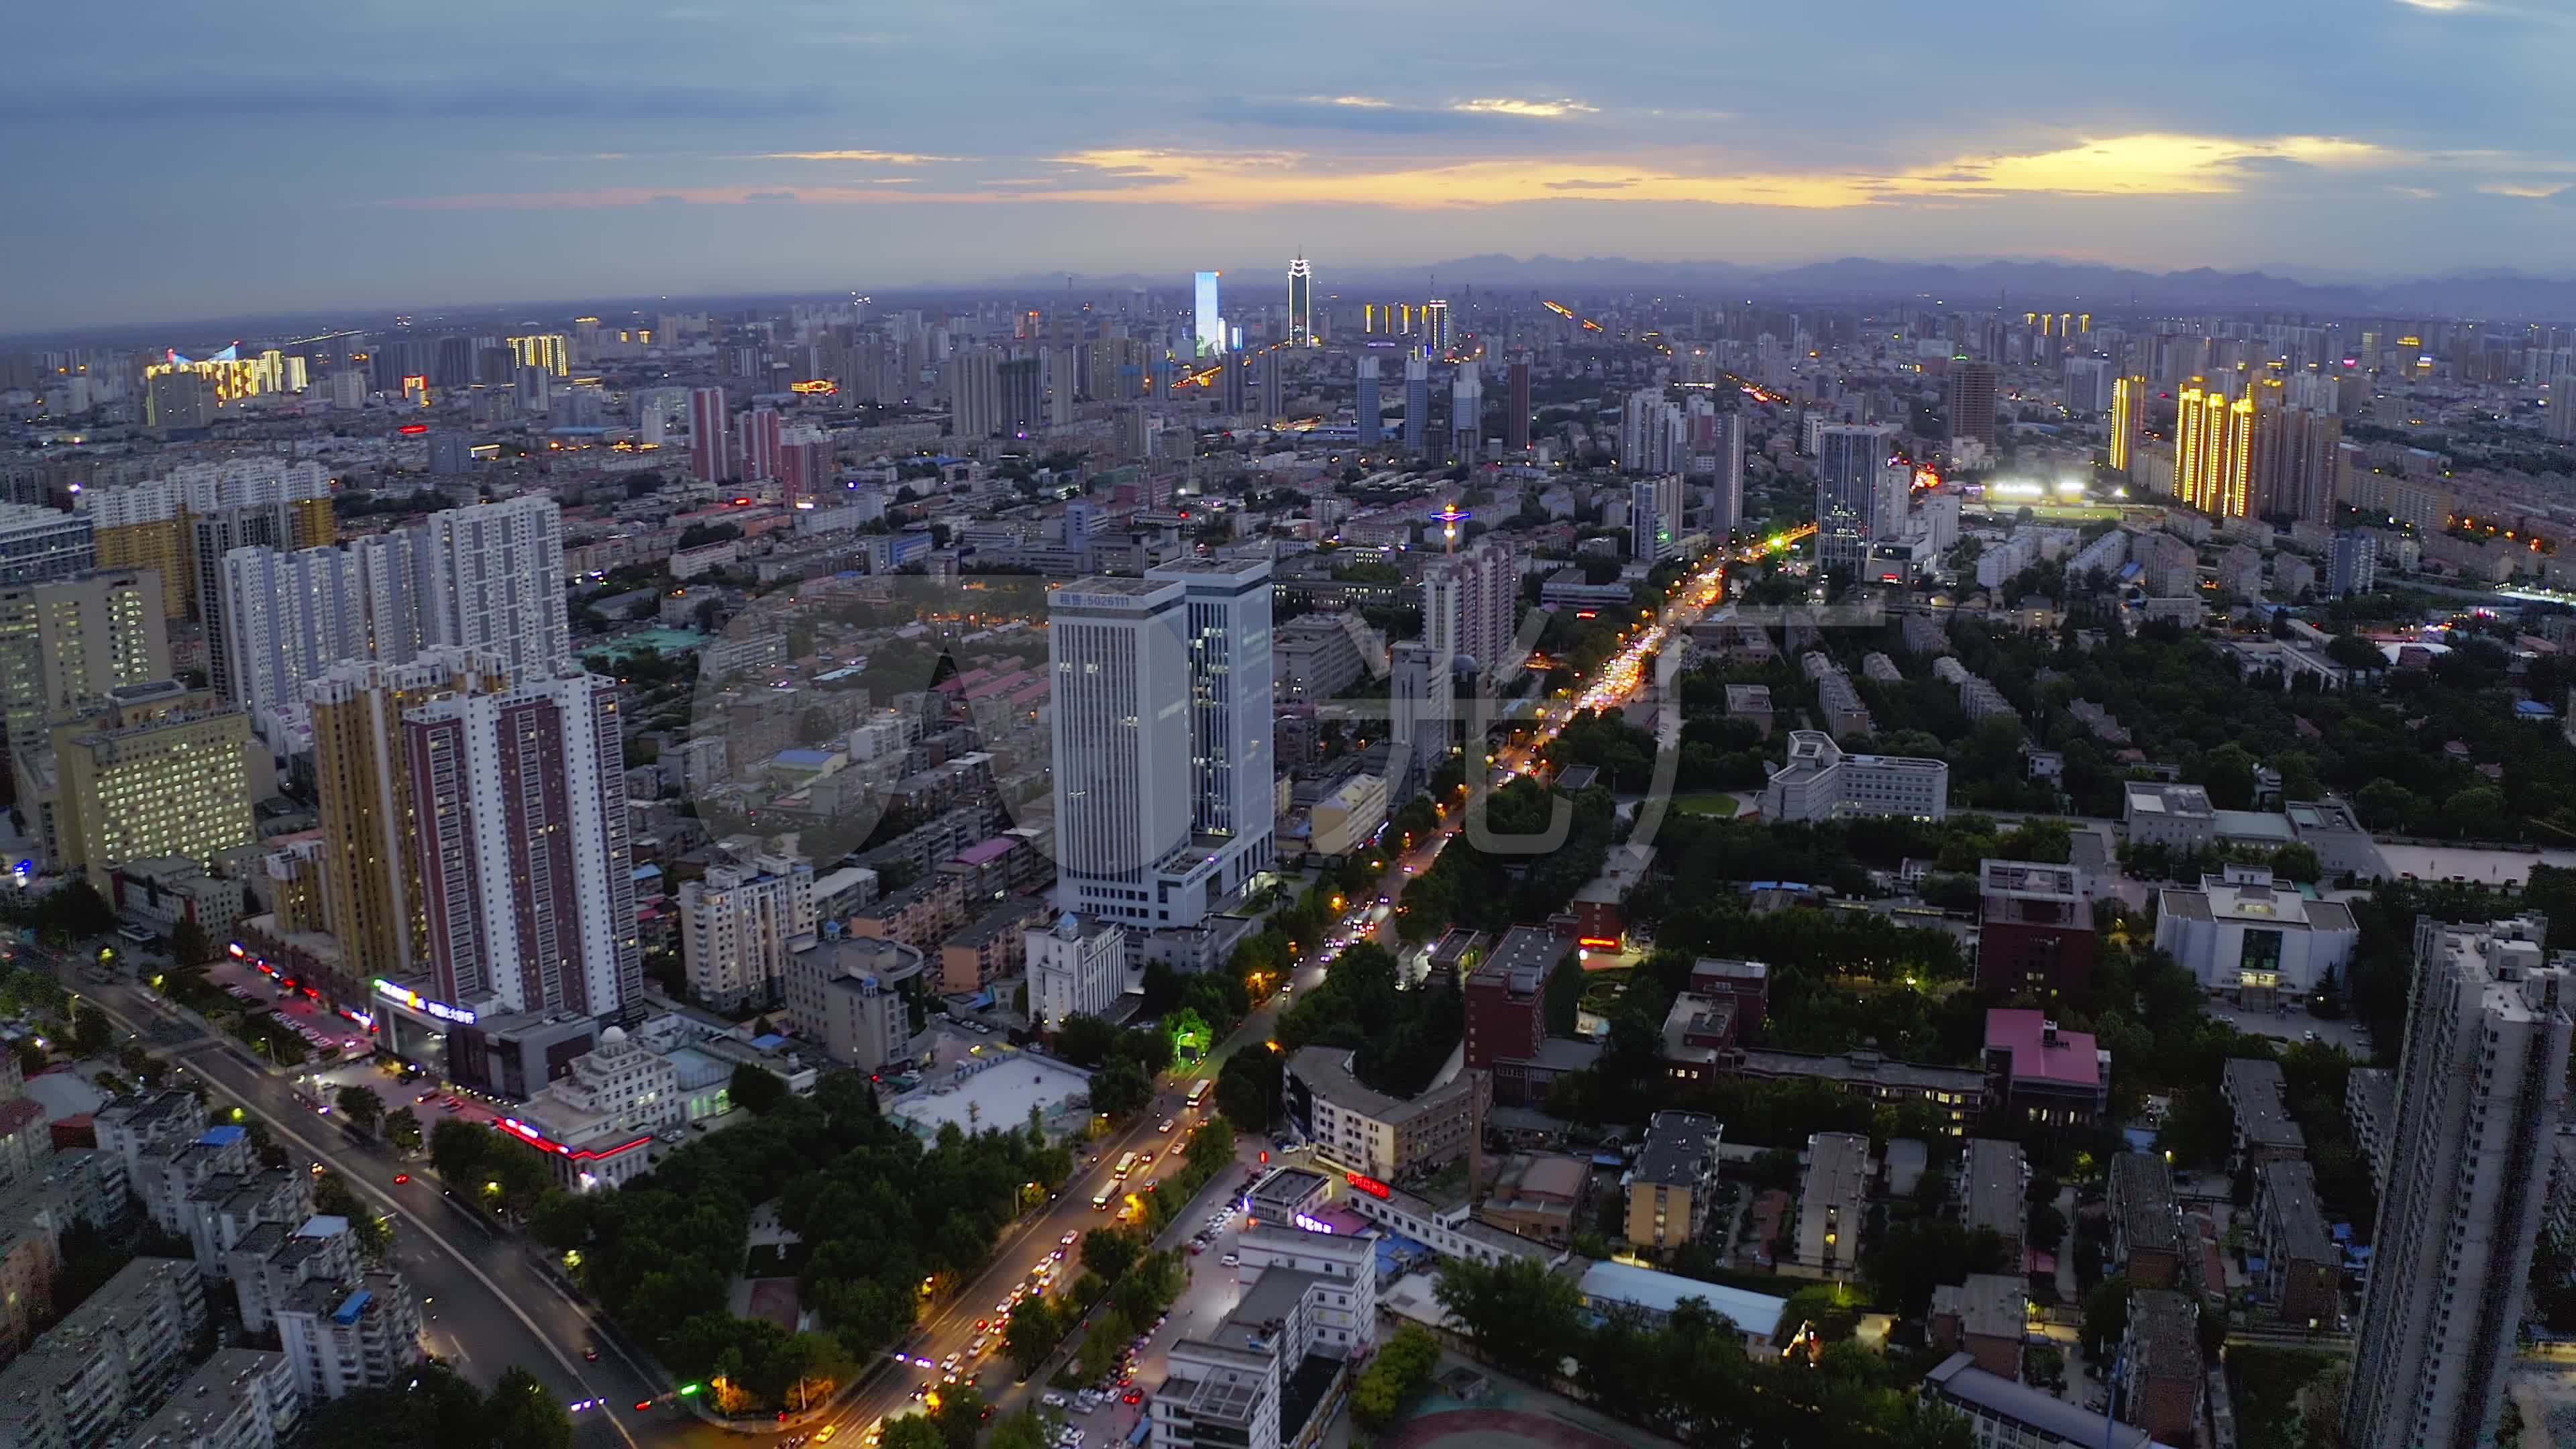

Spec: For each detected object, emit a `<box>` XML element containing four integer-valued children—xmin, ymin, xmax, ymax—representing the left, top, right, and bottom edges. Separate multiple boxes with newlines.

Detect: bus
<box><xmin>1185</xmin><ymin>1080</ymin><xmax>1212</xmax><ymax>1112</ymax></box>
<box><xmin>1112</xmin><ymin>1151</ymin><xmax>1138</xmax><ymax>1181</ymax></box>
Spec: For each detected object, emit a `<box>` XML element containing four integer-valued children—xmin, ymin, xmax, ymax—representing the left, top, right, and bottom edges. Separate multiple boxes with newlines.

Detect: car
<box><xmin>1156</xmin><ymin>1118</ymin><xmax>1175</xmax><ymax>1134</ymax></box>
<box><xmin>1187</xmin><ymin>1240</ymin><xmax>1205</xmax><ymax>1255</ymax></box>
<box><xmin>1122</xmin><ymin>1390</ymin><xmax>1142</xmax><ymax>1405</ymax></box>
<box><xmin>415</xmin><ymin>1090</ymin><xmax>438</xmax><ymax>1104</ymax></box>
<box><xmin>909</xmin><ymin>1385</ymin><xmax>929</xmax><ymax>1402</ymax></box>
<box><xmin>583</xmin><ymin>1345</ymin><xmax>599</xmax><ymax>1361</ymax></box>
<box><xmin>814</xmin><ymin>1428</ymin><xmax>839</xmax><ymax>1444</ymax></box>
<box><xmin>1050</xmin><ymin>1247</ymin><xmax>1067</xmax><ymax>1262</ymax></box>
<box><xmin>975</xmin><ymin>1318</ymin><xmax>990</xmax><ymax>1332</ymax></box>
<box><xmin>1137</xmin><ymin>1152</ymin><xmax>1154</xmax><ymax>1166</ymax></box>
<box><xmin>1040</xmin><ymin>1392</ymin><xmax>1068</xmax><ymax>1409</ymax></box>
<box><xmin>392</xmin><ymin>1173</ymin><xmax>411</xmax><ymax>1185</ymax></box>
<box><xmin>1060</xmin><ymin>1230</ymin><xmax>1080</xmax><ymax>1247</ymax></box>
<box><xmin>1220</xmin><ymin>1252</ymin><xmax>1240</xmax><ymax>1268</ymax></box>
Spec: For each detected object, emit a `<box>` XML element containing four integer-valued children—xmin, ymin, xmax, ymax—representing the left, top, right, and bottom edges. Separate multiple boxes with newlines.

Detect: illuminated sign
<box><xmin>497</xmin><ymin>1116</ymin><xmax>651</xmax><ymax>1161</ymax></box>
<box><xmin>1345</xmin><ymin>1171</ymin><xmax>1391</xmax><ymax>1199</ymax></box>
<box><xmin>373</xmin><ymin>977</ymin><xmax>477</xmax><ymax>1025</ymax></box>
<box><xmin>790</xmin><ymin>379</ymin><xmax>837</xmax><ymax>394</ymax></box>
<box><xmin>1577</xmin><ymin>937</ymin><xmax>1620</xmax><ymax>951</ymax></box>
<box><xmin>398</xmin><ymin>423</ymin><xmax>429</xmax><ymax>435</ymax></box>
<box><xmin>1293</xmin><ymin>1213</ymin><xmax>1335</xmax><ymax>1234</ymax></box>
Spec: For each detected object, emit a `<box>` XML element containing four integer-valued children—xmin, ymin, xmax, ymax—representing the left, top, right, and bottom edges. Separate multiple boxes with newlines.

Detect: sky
<box><xmin>8</xmin><ymin>0</ymin><xmax>2575</xmax><ymax>334</ymax></box>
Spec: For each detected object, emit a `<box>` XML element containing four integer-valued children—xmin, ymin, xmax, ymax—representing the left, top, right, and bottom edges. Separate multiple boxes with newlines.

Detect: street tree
<box><xmin>335</xmin><ymin>1084</ymin><xmax>386</xmax><ymax>1137</ymax></box>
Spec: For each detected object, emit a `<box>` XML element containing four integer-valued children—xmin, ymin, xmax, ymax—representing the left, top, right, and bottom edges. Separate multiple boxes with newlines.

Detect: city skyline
<box><xmin>10</xmin><ymin>0</ymin><xmax>2576</xmax><ymax>331</ymax></box>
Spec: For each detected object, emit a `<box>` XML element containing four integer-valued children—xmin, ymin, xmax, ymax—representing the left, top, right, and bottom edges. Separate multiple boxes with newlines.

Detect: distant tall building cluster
<box><xmin>1814</xmin><ymin>423</ymin><xmax>1900</xmax><ymax>574</ymax></box>
<box><xmin>2169</xmin><ymin>374</ymin><xmax>2344</xmax><ymax>523</ymax></box>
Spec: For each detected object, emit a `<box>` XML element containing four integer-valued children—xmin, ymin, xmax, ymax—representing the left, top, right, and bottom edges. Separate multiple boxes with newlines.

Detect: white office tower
<box><xmin>1630</xmin><ymin>475</ymin><xmax>1684</xmax><ymax>561</ymax></box>
<box><xmin>2347</xmin><ymin>914</ymin><xmax>2572</xmax><ymax>1449</ymax></box>
<box><xmin>405</xmin><ymin>669</ymin><xmax>641</xmax><ymax>1019</ymax></box>
<box><xmin>1385</xmin><ymin>640</ymin><xmax>1451</xmax><ymax>795</ymax></box>
<box><xmin>949</xmin><ymin>346</ymin><xmax>1002</xmax><ymax>439</ymax></box>
<box><xmin>1026</xmin><ymin>911</ymin><xmax>1131</xmax><ymax>1028</ymax></box>
<box><xmin>1815</xmin><ymin>424</ymin><xmax>1896</xmax><ymax>573</ymax></box>
<box><xmin>413</xmin><ymin>494</ymin><xmax>570</xmax><ymax>676</ymax></box>
<box><xmin>1707</xmin><ymin>411</ymin><xmax>1746</xmax><ymax>539</ymax></box>
<box><xmin>330</xmin><ymin>369</ymin><xmax>366</xmax><ymax>409</ymax></box>
<box><xmin>678</xmin><ymin>853</ymin><xmax>818</xmax><ymax>1010</ymax></box>
<box><xmin>1449</xmin><ymin>361</ymin><xmax>1482</xmax><ymax>462</ymax></box>
<box><xmin>1047</xmin><ymin>559</ymin><xmax>1275</xmax><ymax>936</ymax></box>
<box><xmin>2063</xmin><ymin>355</ymin><xmax>2116</xmax><ymax>413</ymax></box>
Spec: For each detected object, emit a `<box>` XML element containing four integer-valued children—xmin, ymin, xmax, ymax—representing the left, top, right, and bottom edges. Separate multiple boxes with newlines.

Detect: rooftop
<box><xmin>2222</xmin><ymin>1058</ymin><xmax>2308</xmax><ymax>1152</ymax></box>
<box><xmin>2256</xmin><ymin>1159</ymin><xmax>2336</xmax><ymax>1266</ymax></box>
<box><xmin>2128</xmin><ymin>1289</ymin><xmax>2199</xmax><ymax>1374</ymax></box>
<box><xmin>1932</xmin><ymin>1273</ymin><xmax>2025</xmax><ymax>1340</ymax></box>
<box><xmin>1923</xmin><ymin>1353</ymin><xmax>2158</xmax><ymax>1449</ymax></box>
<box><xmin>1287</xmin><ymin>1045</ymin><xmax>1477</xmax><ymax>1126</ymax></box>
<box><xmin>2125</xmin><ymin>782</ymin><xmax>2214</xmax><ymax>820</ymax></box>
<box><xmin>1962</xmin><ymin>1138</ymin><xmax>2027</xmax><ymax>1240</ymax></box>
<box><xmin>1576</xmin><ymin>1258</ymin><xmax>1786</xmax><ymax>1340</ymax></box>
<box><xmin>1634</xmin><ymin>1111</ymin><xmax>1722</xmax><ymax>1187</ymax></box>
<box><xmin>2109</xmin><ymin>1152</ymin><xmax>2180</xmax><ymax>1257</ymax></box>
<box><xmin>1985</xmin><ymin>1010</ymin><xmax>2106</xmax><ymax>1091</ymax></box>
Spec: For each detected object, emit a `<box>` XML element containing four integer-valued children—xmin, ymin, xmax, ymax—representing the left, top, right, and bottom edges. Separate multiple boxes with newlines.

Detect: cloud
<box><xmin>2393</xmin><ymin>0</ymin><xmax>2470</xmax><ymax>10</ymax></box>
<box><xmin>2477</xmin><ymin>180</ymin><xmax>2571</xmax><ymax>197</ymax></box>
<box><xmin>2386</xmin><ymin>184</ymin><xmax>2440</xmax><ymax>199</ymax></box>
<box><xmin>752</xmin><ymin>149</ymin><xmax>958</xmax><ymax>164</ymax></box>
<box><xmin>1542</xmin><ymin>178</ymin><xmax>1636</xmax><ymax>191</ymax></box>
<box><xmin>1323</xmin><ymin>95</ymin><xmax>1393</xmax><ymax>109</ymax></box>
<box><xmin>1451</xmin><ymin>97</ymin><xmax>1599</xmax><ymax>118</ymax></box>
<box><xmin>741</xmin><ymin>191</ymin><xmax>799</xmax><ymax>203</ymax></box>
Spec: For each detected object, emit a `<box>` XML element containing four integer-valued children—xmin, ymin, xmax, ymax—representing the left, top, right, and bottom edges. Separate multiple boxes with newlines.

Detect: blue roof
<box><xmin>2516</xmin><ymin>698</ymin><xmax>2557</xmax><ymax>717</ymax></box>
<box><xmin>749</xmin><ymin>1033</ymin><xmax>790</xmax><ymax>1051</ymax></box>
<box><xmin>332</xmin><ymin>1289</ymin><xmax>372</xmax><ymax>1326</ymax></box>
<box><xmin>773</xmin><ymin>749</ymin><xmax>836</xmax><ymax>767</ymax></box>
<box><xmin>198</xmin><ymin>1125</ymin><xmax>247</xmax><ymax>1146</ymax></box>
<box><xmin>1576</xmin><ymin>1260</ymin><xmax>1785</xmax><ymax>1339</ymax></box>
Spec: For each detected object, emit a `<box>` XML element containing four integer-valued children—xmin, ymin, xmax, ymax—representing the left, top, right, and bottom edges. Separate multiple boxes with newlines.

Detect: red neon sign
<box><xmin>495</xmin><ymin>1116</ymin><xmax>652</xmax><ymax>1162</ymax></box>
<box><xmin>1346</xmin><ymin>1171</ymin><xmax>1391</xmax><ymax>1200</ymax></box>
<box><xmin>398</xmin><ymin>423</ymin><xmax>429</xmax><ymax>435</ymax></box>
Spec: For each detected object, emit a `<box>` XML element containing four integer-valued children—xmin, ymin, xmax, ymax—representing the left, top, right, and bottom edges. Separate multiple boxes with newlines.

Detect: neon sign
<box><xmin>1345</xmin><ymin>1171</ymin><xmax>1391</xmax><ymax>1199</ymax></box>
<box><xmin>373</xmin><ymin>977</ymin><xmax>477</xmax><ymax>1025</ymax></box>
<box><xmin>790</xmin><ymin>379</ymin><xmax>837</xmax><ymax>394</ymax></box>
<box><xmin>497</xmin><ymin>1116</ymin><xmax>652</xmax><ymax>1161</ymax></box>
<box><xmin>1293</xmin><ymin>1212</ymin><xmax>1335</xmax><ymax>1234</ymax></box>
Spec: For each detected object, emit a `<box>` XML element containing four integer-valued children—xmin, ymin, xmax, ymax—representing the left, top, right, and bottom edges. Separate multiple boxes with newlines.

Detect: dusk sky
<box><xmin>12</xmin><ymin>0</ymin><xmax>2575</xmax><ymax>333</ymax></box>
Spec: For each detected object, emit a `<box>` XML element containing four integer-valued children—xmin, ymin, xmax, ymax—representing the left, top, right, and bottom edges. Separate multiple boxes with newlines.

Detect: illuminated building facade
<box><xmin>141</xmin><ymin>345</ymin><xmax>307</xmax><ymax>407</ymax></box>
<box><xmin>1287</xmin><ymin>256</ymin><xmax>1314</xmax><ymax>347</ymax></box>
<box><xmin>2173</xmin><ymin>378</ymin><xmax>2258</xmax><ymax>517</ymax></box>
<box><xmin>687</xmin><ymin>386</ymin><xmax>730</xmax><ymax>483</ymax></box>
<box><xmin>2109</xmin><ymin>374</ymin><xmax>2150</xmax><ymax>474</ymax></box>
<box><xmin>1423</xmin><ymin>299</ymin><xmax>1450</xmax><ymax>356</ymax></box>
<box><xmin>0</xmin><ymin>570</ymin><xmax>169</xmax><ymax>759</ymax></box>
<box><xmin>42</xmin><ymin>681</ymin><xmax>254</xmax><ymax>892</ymax></box>
<box><xmin>80</xmin><ymin>460</ymin><xmax>335</xmax><ymax>620</ymax></box>
<box><xmin>1194</xmin><ymin>271</ymin><xmax>1226</xmax><ymax>358</ymax></box>
<box><xmin>505</xmin><ymin>333</ymin><xmax>571</xmax><ymax>377</ymax></box>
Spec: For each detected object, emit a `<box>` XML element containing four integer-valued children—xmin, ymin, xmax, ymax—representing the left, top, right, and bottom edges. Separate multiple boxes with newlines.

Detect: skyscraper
<box><xmin>2549</xmin><ymin>384</ymin><xmax>2576</xmax><ymax>443</ymax></box>
<box><xmin>2109</xmin><ymin>374</ymin><xmax>2151</xmax><ymax>474</ymax></box>
<box><xmin>739</xmin><ymin>406</ymin><xmax>783</xmax><ymax>482</ymax></box>
<box><xmin>0</xmin><ymin>570</ymin><xmax>168</xmax><ymax>760</ymax></box>
<box><xmin>1386</xmin><ymin>640</ymin><xmax>1451</xmax><ymax>797</ymax></box>
<box><xmin>1258</xmin><ymin>355</ymin><xmax>1283</xmax><ymax>423</ymax></box>
<box><xmin>1946</xmin><ymin>360</ymin><xmax>1998</xmax><ymax>447</ymax></box>
<box><xmin>2347</xmin><ymin>914</ymin><xmax>2571</xmax><ymax>1449</ymax></box>
<box><xmin>1355</xmin><ymin>354</ymin><xmax>1382</xmax><ymax>446</ymax></box>
<box><xmin>687</xmin><ymin>386</ymin><xmax>730</xmax><ymax>484</ymax></box>
<box><xmin>950</xmin><ymin>347</ymin><xmax>1001</xmax><ymax>439</ymax></box>
<box><xmin>2062</xmin><ymin>355</ymin><xmax>2115</xmax><ymax>413</ymax></box>
<box><xmin>413</xmin><ymin>495</ymin><xmax>570</xmax><ymax>677</ymax></box>
<box><xmin>1707</xmin><ymin>412</ymin><xmax>1746</xmax><ymax>540</ymax></box>
<box><xmin>1194</xmin><ymin>271</ymin><xmax>1225</xmax><ymax>358</ymax></box>
<box><xmin>221</xmin><ymin>543</ymin><xmax>371</xmax><ymax>742</ymax></box>
<box><xmin>2328</xmin><ymin>531</ymin><xmax>2379</xmax><ymax>598</ymax></box>
<box><xmin>1423</xmin><ymin>538</ymin><xmax>1516</xmax><ymax>678</ymax></box>
<box><xmin>1620</xmin><ymin>392</ymin><xmax>1686</xmax><ymax>475</ymax></box>
<box><xmin>2173</xmin><ymin>377</ymin><xmax>2257</xmax><ymax>517</ymax></box>
<box><xmin>1629</xmin><ymin>476</ymin><xmax>1682</xmax><ymax>562</ymax></box>
<box><xmin>1422</xmin><ymin>299</ymin><xmax>1450</xmax><ymax>356</ymax></box>
<box><xmin>44</xmin><ymin>680</ymin><xmax>254</xmax><ymax>891</ymax></box>
<box><xmin>1287</xmin><ymin>257</ymin><xmax>1314</xmax><ymax>347</ymax></box>
<box><xmin>1403</xmin><ymin>357</ymin><xmax>1430</xmax><ymax>453</ymax></box>
<box><xmin>2250</xmin><ymin>405</ymin><xmax>2344</xmax><ymax>525</ymax></box>
<box><xmin>1449</xmin><ymin>361</ymin><xmax>1481</xmax><ymax>462</ymax></box>
<box><xmin>999</xmin><ymin>356</ymin><xmax>1043</xmax><ymax>435</ymax></box>
<box><xmin>1503</xmin><ymin>354</ymin><xmax>1532</xmax><ymax>452</ymax></box>
<box><xmin>1047</xmin><ymin>558</ymin><xmax>1275</xmax><ymax>935</ymax></box>
<box><xmin>1221</xmin><ymin>354</ymin><xmax>1248</xmax><ymax>415</ymax></box>
<box><xmin>193</xmin><ymin>502</ymin><xmax>301</xmax><ymax>696</ymax></box>
<box><xmin>307</xmin><ymin>649</ymin><xmax>507</xmax><ymax>983</ymax></box>
<box><xmin>406</xmin><ymin>667</ymin><xmax>640</xmax><ymax>1019</ymax></box>
<box><xmin>1815</xmin><ymin>424</ymin><xmax>1896</xmax><ymax>574</ymax></box>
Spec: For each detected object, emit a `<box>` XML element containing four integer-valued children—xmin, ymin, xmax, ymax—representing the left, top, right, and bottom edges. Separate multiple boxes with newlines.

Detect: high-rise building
<box><xmin>2171</xmin><ymin>377</ymin><xmax>2260</xmax><ymax>517</ymax></box>
<box><xmin>221</xmin><ymin>544</ymin><xmax>372</xmax><ymax>743</ymax></box>
<box><xmin>413</xmin><ymin>495</ymin><xmax>570</xmax><ymax>677</ymax></box>
<box><xmin>405</xmin><ymin>667</ymin><xmax>640</xmax><ymax>1019</ymax></box>
<box><xmin>1449</xmin><ymin>361</ymin><xmax>1482</xmax><ymax>462</ymax></box>
<box><xmin>738</xmin><ymin>406</ymin><xmax>782</xmax><ymax>482</ymax></box>
<box><xmin>1047</xmin><ymin>558</ymin><xmax>1275</xmax><ymax>935</ymax></box>
<box><xmin>1423</xmin><ymin>537</ymin><xmax>1516</xmax><ymax>678</ymax></box>
<box><xmin>2109</xmin><ymin>374</ymin><xmax>2151</xmax><ymax>474</ymax></box>
<box><xmin>678</xmin><ymin>851</ymin><xmax>818</xmax><ymax>1010</ymax></box>
<box><xmin>513</xmin><ymin>365</ymin><xmax>551</xmax><ymax>415</ymax></box>
<box><xmin>193</xmin><ymin>502</ymin><xmax>301</xmax><ymax>696</ymax></box>
<box><xmin>1423</xmin><ymin>299</ymin><xmax>1450</xmax><ymax>356</ymax></box>
<box><xmin>426</xmin><ymin>431</ymin><xmax>471</xmax><ymax>476</ymax></box>
<box><xmin>687</xmin><ymin>386</ymin><xmax>731</xmax><ymax>484</ymax></box>
<box><xmin>1220</xmin><ymin>353</ymin><xmax>1248</xmax><ymax>415</ymax></box>
<box><xmin>1026</xmin><ymin>912</ymin><xmax>1129</xmax><ymax>1030</ymax></box>
<box><xmin>1194</xmin><ymin>271</ymin><xmax>1225</xmax><ymax>358</ymax></box>
<box><xmin>1402</xmin><ymin>357</ymin><xmax>1430</xmax><ymax>453</ymax></box>
<box><xmin>1815</xmin><ymin>424</ymin><xmax>1896</xmax><ymax>573</ymax></box>
<box><xmin>2328</xmin><ymin>531</ymin><xmax>2379</xmax><ymax>598</ymax></box>
<box><xmin>1504</xmin><ymin>353</ymin><xmax>1532</xmax><ymax>452</ymax></box>
<box><xmin>80</xmin><ymin>461</ymin><xmax>333</xmax><ymax>619</ymax></box>
<box><xmin>2063</xmin><ymin>356</ymin><xmax>2116</xmax><ymax>413</ymax></box>
<box><xmin>2346</xmin><ymin>914</ymin><xmax>2571</xmax><ymax>1449</ymax></box>
<box><xmin>2249</xmin><ymin>405</ymin><xmax>2345</xmax><ymax>525</ymax></box>
<box><xmin>1947</xmin><ymin>360</ymin><xmax>1999</xmax><ymax>447</ymax></box>
<box><xmin>1620</xmin><ymin>392</ymin><xmax>1686</xmax><ymax>475</ymax></box>
<box><xmin>1707</xmin><ymin>411</ymin><xmax>1746</xmax><ymax>539</ymax></box>
<box><xmin>329</xmin><ymin>369</ymin><xmax>366</xmax><ymax>411</ymax></box>
<box><xmin>1355</xmin><ymin>354</ymin><xmax>1382</xmax><ymax>446</ymax></box>
<box><xmin>0</xmin><ymin>506</ymin><xmax>96</xmax><ymax>590</ymax></box>
<box><xmin>145</xmin><ymin>371</ymin><xmax>214</xmax><ymax>430</ymax></box>
<box><xmin>2549</xmin><ymin>384</ymin><xmax>2576</xmax><ymax>443</ymax></box>
<box><xmin>1258</xmin><ymin>355</ymin><xmax>1284</xmax><ymax>423</ymax></box>
<box><xmin>1287</xmin><ymin>257</ymin><xmax>1314</xmax><ymax>347</ymax></box>
<box><xmin>0</xmin><ymin>570</ymin><xmax>169</xmax><ymax>761</ymax></box>
<box><xmin>307</xmin><ymin>650</ymin><xmax>507</xmax><ymax>985</ymax></box>
<box><xmin>1629</xmin><ymin>476</ymin><xmax>1682</xmax><ymax>561</ymax></box>
<box><xmin>41</xmin><ymin>680</ymin><xmax>254</xmax><ymax>890</ymax></box>
<box><xmin>505</xmin><ymin>333</ymin><xmax>571</xmax><ymax>377</ymax></box>
<box><xmin>1386</xmin><ymin>639</ymin><xmax>1451</xmax><ymax>796</ymax></box>
<box><xmin>950</xmin><ymin>347</ymin><xmax>1001</xmax><ymax>439</ymax></box>
<box><xmin>999</xmin><ymin>356</ymin><xmax>1043</xmax><ymax>435</ymax></box>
